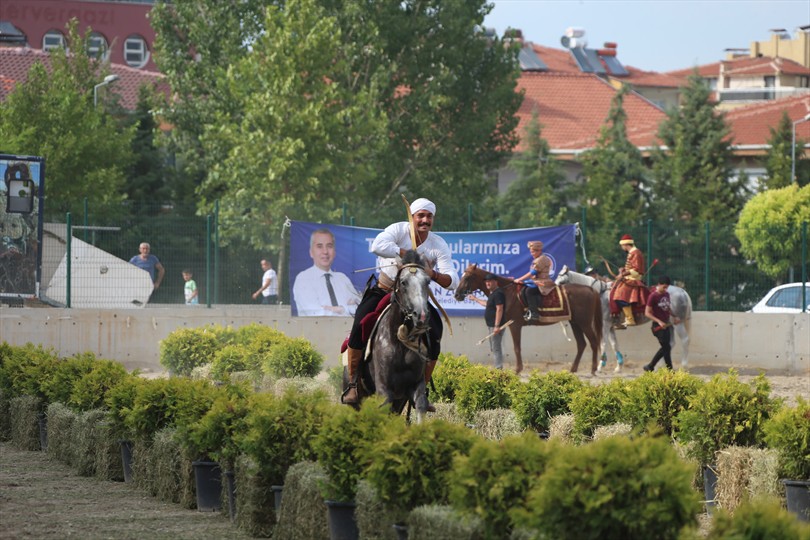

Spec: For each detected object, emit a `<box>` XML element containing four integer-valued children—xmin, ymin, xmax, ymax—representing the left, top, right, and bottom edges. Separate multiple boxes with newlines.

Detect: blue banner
<box><xmin>289</xmin><ymin>221</ymin><xmax>576</xmax><ymax>316</ymax></box>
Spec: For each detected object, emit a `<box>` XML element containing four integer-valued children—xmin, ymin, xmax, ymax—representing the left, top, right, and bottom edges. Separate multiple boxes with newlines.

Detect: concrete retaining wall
<box><xmin>1</xmin><ymin>306</ymin><xmax>808</xmax><ymax>375</ymax></box>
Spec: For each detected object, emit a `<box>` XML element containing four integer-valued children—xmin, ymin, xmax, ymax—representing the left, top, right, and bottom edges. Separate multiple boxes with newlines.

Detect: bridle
<box><xmin>391</xmin><ymin>263</ymin><xmax>431</xmax><ymax>356</ymax></box>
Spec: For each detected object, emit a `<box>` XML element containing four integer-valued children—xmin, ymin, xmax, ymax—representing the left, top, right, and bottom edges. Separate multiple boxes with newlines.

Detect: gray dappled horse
<box><xmin>363</xmin><ymin>250</ymin><xmax>433</xmax><ymax>423</ymax></box>
<box><xmin>555</xmin><ymin>266</ymin><xmax>692</xmax><ymax>371</ymax></box>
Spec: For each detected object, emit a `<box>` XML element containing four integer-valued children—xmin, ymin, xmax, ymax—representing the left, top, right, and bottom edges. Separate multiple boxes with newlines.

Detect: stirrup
<box><xmin>341</xmin><ymin>383</ymin><xmax>359</xmax><ymax>404</ymax></box>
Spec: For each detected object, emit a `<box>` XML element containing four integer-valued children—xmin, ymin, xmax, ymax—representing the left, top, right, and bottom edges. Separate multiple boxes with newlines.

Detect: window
<box><xmin>767</xmin><ymin>287</ymin><xmax>800</xmax><ymax>309</ymax></box>
<box><xmin>124</xmin><ymin>35</ymin><xmax>150</xmax><ymax>68</ymax></box>
<box><xmin>42</xmin><ymin>30</ymin><xmax>65</xmax><ymax>52</ymax></box>
<box><xmin>87</xmin><ymin>32</ymin><xmax>110</xmax><ymax>62</ymax></box>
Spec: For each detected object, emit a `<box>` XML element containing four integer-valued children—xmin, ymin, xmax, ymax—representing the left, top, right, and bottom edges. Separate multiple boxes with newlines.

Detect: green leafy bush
<box><xmin>514</xmin><ymin>435</ymin><xmax>700</xmax><ymax>540</ymax></box>
<box><xmin>262</xmin><ymin>337</ymin><xmax>323</xmax><ymax>379</ymax></box>
<box><xmin>239</xmin><ymin>387</ymin><xmax>331</xmax><ymax>485</ymax></box>
<box><xmin>124</xmin><ymin>377</ymin><xmax>222</xmax><ymax>441</ymax></box>
<box><xmin>448</xmin><ymin>432</ymin><xmax>560</xmax><ymax>537</ymax></box>
<box><xmin>210</xmin><ymin>344</ymin><xmax>255</xmax><ymax>380</ymax></box>
<box><xmin>569</xmin><ymin>378</ymin><xmax>629</xmax><ymax>440</ymax></box>
<box><xmin>677</xmin><ymin>371</ymin><xmax>779</xmax><ymax>465</ymax></box>
<box><xmin>0</xmin><ymin>343</ymin><xmax>59</xmax><ymax>404</ymax></box>
<box><xmin>623</xmin><ymin>368</ymin><xmax>703</xmax><ymax>436</ymax></box>
<box><xmin>181</xmin><ymin>383</ymin><xmax>251</xmax><ymax>467</ymax></box>
<box><xmin>706</xmin><ymin>498</ymin><xmax>810</xmax><ymax>540</ymax></box>
<box><xmin>509</xmin><ymin>369</ymin><xmax>585</xmax><ymax>433</ymax></box>
<box><xmin>362</xmin><ymin>418</ymin><xmax>477</xmax><ymax>512</ymax></box>
<box><xmin>41</xmin><ymin>352</ymin><xmax>97</xmax><ymax>407</ymax></box>
<box><xmin>104</xmin><ymin>375</ymin><xmax>147</xmax><ymax>439</ymax></box>
<box><xmin>454</xmin><ymin>364</ymin><xmax>518</xmax><ymax>422</ymax></box>
<box><xmin>763</xmin><ymin>397</ymin><xmax>810</xmax><ymax>480</ymax></box>
<box><xmin>70</xmin><ymin>359</ymin><xmax>130</xmax><ymax>412</ymax></box>
<box><xmin>431</xmin><ymin>353</ymin><xmax>473</xmax><ymax>403</ymax></box>
<box><xmin>313</xmin><ymin>395</ymin><xmax>401</xmax><ymax>502</ymax></box>
<box><xmin>159</xmin><ymin>327</ymin><xmax>220</xmax><ymax>376</ymax></box>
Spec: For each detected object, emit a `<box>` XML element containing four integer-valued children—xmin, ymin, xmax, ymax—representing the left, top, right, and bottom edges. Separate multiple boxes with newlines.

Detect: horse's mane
<box><xmin>401</xmin><ymin>249</ymin><xmax>425</xmax><ymax>267</ymax></box>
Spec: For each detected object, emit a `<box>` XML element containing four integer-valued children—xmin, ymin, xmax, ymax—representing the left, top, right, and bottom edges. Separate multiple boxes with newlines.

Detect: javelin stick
<box><xmin>477</xmin><ymin>320</ymin><xmax>514</xmax><ymax>345</ymax></box>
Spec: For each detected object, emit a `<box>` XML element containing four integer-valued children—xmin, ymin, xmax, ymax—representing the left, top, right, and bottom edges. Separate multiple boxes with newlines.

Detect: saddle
<box><xmin>516</xmin><ymin>284</ymin><xmax>572</xmax><ymax>323</ymax></box>
<box><xmin>340</xmin><ymin>292</ymin><xmax>392</xmax><ymax>356</ymax></box>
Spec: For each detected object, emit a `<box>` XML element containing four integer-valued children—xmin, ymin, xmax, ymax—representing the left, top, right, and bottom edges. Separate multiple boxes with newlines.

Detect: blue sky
<box><xmin>484</xmin><ymin>0</ymin><xmax>809</xmax><ymax>73</ymax></box>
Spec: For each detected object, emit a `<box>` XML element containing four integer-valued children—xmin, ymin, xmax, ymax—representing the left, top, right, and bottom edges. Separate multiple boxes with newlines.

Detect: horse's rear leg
<box><xmin>673</xmin><ymin>323</ymin><xmax>690</xmax><ymax>369</ymax></box>
<box><xmin>569</xmin><ymin>325</ymin><xmax>587</xmax><ymax>373</ymax></box>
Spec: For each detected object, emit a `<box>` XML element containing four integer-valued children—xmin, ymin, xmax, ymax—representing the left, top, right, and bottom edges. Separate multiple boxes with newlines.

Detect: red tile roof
<box><xmin>725</xmin><ymin>94</ymin><xmax>810</xmax><ymax>149</ymax></box>
<box><xmin>0</xmin><ymin>47</ymin><xmax>166</xmax><ymax>110</ymax></box>
<box><xmin>667</xmin><ymin>55</ymin><xmax>810</xmax><ymax>79</ymax></box>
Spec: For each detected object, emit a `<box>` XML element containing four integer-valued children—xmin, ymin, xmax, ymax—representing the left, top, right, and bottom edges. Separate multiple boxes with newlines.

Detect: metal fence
<box><xmin>40</xmin><ymin>203</ymin><xmax>808</xmax><ymax>312</ymax></box>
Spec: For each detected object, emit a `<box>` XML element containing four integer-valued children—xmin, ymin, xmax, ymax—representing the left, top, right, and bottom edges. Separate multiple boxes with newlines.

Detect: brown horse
<box><xmin>454</xmin><ymin>264</ymin><xmax>604</xmax><ymax>374</ymax></box>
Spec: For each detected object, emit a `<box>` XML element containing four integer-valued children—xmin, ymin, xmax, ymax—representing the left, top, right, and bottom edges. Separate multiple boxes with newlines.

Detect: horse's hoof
<box><xmin>614</xmin><ymin>365</ymin><xmax>622</xmax><ymax>373</ymax></box>
<box><xmin>596</xmin><ymin>364</ymin><xmax>603</xmax><ymax>373</ymax></box>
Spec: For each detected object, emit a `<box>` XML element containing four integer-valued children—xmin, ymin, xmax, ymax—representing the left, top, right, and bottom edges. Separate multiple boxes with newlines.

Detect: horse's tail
<box><xmin>592</xmin><ymin>288</ymin><xmax>603</xmax><ymax>344</ymax></box>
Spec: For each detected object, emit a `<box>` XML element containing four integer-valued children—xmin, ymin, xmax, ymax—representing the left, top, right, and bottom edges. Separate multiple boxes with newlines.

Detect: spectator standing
<box><xmin>643</xmin><ymin>276</ymin><xmax>681</xmax><ymax>371</ymax></box>
<box><xmin>252</xmin><ymin>259</ymin><xmax>278</xmax><ymax>304</ymax></box>
<box><xmin>129</xmin><ymin>242</ymin><xmax>165</xmax><ymax>297</ymax></box>
<box><xmin>182</xmin><ymin>269</ymin><xmax>199</xmax><ymax>305</ymax></box>
<box><xmin>467</xmin><ymin>273</ymin><xmax>506</xmax><ymax>369</ymax></box>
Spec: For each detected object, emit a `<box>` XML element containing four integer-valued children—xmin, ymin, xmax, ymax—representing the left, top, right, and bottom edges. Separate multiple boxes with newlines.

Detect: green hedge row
<box><xmin>1</xmin><ymin>338</ymin><xmax>808</xmax><ymax>539</ymax></box>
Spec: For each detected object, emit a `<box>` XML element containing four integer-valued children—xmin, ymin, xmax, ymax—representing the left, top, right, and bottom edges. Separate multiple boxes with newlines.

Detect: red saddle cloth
<box><xmin>516</xmin><ymin>285</ymin><xmax>571</xmax><ymax>323</ymax></box>
<box><xmin>340</xmin><ymin>293</ymin><xmax>392</xmax><ymax>354</ymax></box>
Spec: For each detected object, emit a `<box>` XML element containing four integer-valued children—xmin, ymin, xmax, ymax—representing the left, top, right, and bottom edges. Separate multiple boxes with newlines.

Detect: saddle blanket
<box><xmin>519</xmin><ymin>285</ymin><xmax>571</xmax><ymax>323</ymax></box>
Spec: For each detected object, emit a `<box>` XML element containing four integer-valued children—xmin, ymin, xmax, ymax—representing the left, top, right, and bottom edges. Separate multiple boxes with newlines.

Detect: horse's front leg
<box><xmin>509</xmin><ymin>323</ymin><xmax>523</xmax><ymax>374</ymax></box>
<box><xmin>672</xmin><ymin>323</ymin><xmax>690</xmax><ymax>369</ymax></box>
<box><xmin>411</xmin><ymin>380</ymin><xmax>428</xmax><ymax>424</ymax></box>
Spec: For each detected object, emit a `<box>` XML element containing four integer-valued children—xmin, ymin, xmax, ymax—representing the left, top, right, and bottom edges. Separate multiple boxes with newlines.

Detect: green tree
<box><xmin>0</xmin><ymin>21</ymin><xmax>135</xmax><ymax>220</ymax></box>
<box><xmin>735</xmin><ymin>183</ymin><xmax>810</xmax><ymax>281</ymax></box>
<box><xmin>151</xmin><ymin>0</ymin><xmax>522</xmax><ymax>247</ymax></box>
<box><xmin>650</xmin><ymin>72</ymin><xmax>746</xmax><ymax>224</ymax></box>
<box><xmin>764</xmin><ymin>111</ymin><xmax>810</xmax><ymax>189</ymax></box>
<box><xmin>577</xmin><ymin>85</ymin><xmax>648</xmax><ymax>261</ymax></box>
<box><xmin>497</xmin><ymin>110</ymin><xmax>568</xmax><ymax>229</ymax></box>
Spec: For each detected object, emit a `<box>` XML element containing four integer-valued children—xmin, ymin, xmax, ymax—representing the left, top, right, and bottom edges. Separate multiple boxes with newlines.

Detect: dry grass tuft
<box><xmin>592</xmin><ymin>422</ymin><xmax>632</xmax><ymax>440</ymax></box>
<box><xmin>275</xmin><ymin>460</ymin><xmax>330</xmax><ymax>540</ymax></box>
<box><xmin>427</xmin><ymin>402</ymin><xmax>465</xmax><ymax>425</ymax></box>
<box><xmin>408</xmin><ymin>504</ymin><xmax>484</xmax><ymax>539</ymax></box>
<box><xmin>472</xmin><ymin>408</ymin><xmax>523</xmax><ymax>440</ymax></box>
<box><xmin>356</xmin><ymin>480</ymin><xmax>408</xmax><ymax>539</ymax></box>
<box><xmin>72</xmin><ymin>409</ymin><xmax>107</xmax><ymax>476</ymax></box>
<box><xmin>549</xmin><ymin>413</ymin><xmax>576</xmax><ymax>444</ymax></box>
<box><xmin>715</xmin><ymin>446</ymin><xmax>780</xmax><ymax>512</ymax></box>
<box><xmin>234</xmin><ymin>454</ymin><xmax>277</xmax><ymax>538</ymax></box>
<box><xmin>46</xmin><ymin>402</ymin><xmax>77</xmax><ymax>465</ymax></box>
<box><xmin>9</xmin><ymin>395</ymin><xmax>41</xmax><ymax>451</ymax></box>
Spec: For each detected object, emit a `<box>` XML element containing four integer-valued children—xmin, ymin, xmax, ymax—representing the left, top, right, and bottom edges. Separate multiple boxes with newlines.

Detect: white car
<box><xmin>749</xmin><ymin>282</ymin><xmax>810</xmax><ymax>314</ymax></box>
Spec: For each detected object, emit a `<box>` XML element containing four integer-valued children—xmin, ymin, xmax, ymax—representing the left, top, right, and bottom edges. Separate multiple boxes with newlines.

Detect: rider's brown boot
<box><xmin>341</xmin><ymin>347</ymin><xmax>363</xmax><ymax>405</ymax></box>
<box><xmin>424</xmin><ymin>360</ymin><xmax>437</xmax><ymax>412</ymax></box>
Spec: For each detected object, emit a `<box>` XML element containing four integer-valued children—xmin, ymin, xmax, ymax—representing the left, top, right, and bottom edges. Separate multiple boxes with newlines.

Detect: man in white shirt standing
<box><xmin>252</xmin><ymin>259</ymin><xmax>278</xmax><ymax>304</ymax></box>
<box><xmin>292</xmin><ymin>228</ymin><xmax>360</xmax><ymax>316</ymax></box>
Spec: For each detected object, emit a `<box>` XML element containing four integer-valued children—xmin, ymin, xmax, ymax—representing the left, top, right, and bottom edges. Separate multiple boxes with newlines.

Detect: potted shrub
<box><xmin>262</xmin><ymin>337</ymin><xmax>324</xmax><ymax>379</ymax></box>
<box><xmin>159</xmin><ymin>327</ymin><xmax>221</xmax><ymax>376</ymax></box>
<box><xmin>623</xmin><ymin>368</ymin><xmax>703</xmax><ymax>436</ymax></box>
<box><xmin>763</xmin><ymin>397</ymin><xmax>810</xmax><ymax>521</ymax></box>
<box><xmin>430</xmin><ymin>353</ymin><xmax>473</xmax><ymax>403</ymax></box>
<box><xmin>312</xmin><ymin>396</ymin><xmax>400</xmax><ymax>540</ymax></box>
<box><xmin>509</xmin><ymin>369</ymin><xmax>584</xmax><ymax>434</ymax></box>
<box><xmin>676</xmin><ymin>371</ymin><xmax>780</xmax><ymax>511</ymax></box>
<box><xmin>568</xmin><ymin>377</ymin><xmax>629</xmax><ymax>442</ymax></box>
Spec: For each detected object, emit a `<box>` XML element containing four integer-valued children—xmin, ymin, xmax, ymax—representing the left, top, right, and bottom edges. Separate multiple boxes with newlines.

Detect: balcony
<box><xmin>718</xmin><ymin>87</ymin><xmax>810</xmax><ymax>102</ymax></box>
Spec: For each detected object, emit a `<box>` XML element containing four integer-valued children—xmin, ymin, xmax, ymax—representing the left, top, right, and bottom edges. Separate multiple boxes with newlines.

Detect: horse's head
<box><xmin>394</xmin><ymin>250</ymin><xmax>432</xmax><ymax>333</ymax></box>
<box><xmin>555</xmin><ymin>264</ymin><xmax>571</xmax><ymax>285</ymax></box>
<box><xmin>453</xmin><ymin>264</ymin><xmax>484</xmax><ymax>301</ymax></box>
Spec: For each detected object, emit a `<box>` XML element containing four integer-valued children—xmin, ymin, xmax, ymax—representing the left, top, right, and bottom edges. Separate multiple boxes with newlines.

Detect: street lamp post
<box><xmin>93</xmin><ymin>74</ymin><xmax>120</xmax><ymax>108</ymax></box>
<box><xmin>791</xmin><ymin>113</ymin><xmax>810</xmax><ymax>184</ymax></box>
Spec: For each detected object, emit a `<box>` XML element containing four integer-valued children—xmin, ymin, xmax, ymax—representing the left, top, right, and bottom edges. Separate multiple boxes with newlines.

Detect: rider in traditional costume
<box><xmin>514</xmin><ymin>240</ymin><xmax>555</xmax><ymax>321</ymax></box>
<box><xmin>610</xmin><ymin>234</ymin><xmax>649</xmax><ymax>328</ymax></box>
<box><xmin>342</xmin><ymin>198</ymin><xmax>459</xmax><ymax>408</ymax></box>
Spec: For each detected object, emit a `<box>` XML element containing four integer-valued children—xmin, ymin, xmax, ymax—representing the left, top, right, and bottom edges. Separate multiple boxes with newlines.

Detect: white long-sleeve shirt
<box><xmin>371</xmin><ymin>221</ymin><xmax>459</xmax><ymax>290</ymax></box>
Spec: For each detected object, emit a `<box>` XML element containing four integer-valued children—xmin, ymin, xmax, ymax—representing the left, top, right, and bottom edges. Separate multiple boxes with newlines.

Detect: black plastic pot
<box><xmin>325</xmin><ymin>499</ymin><xmax>358</xmax><ymax>540</ymax></box>
<box><xmin>702</xmin><ymin>464</ymin><xmax>718</xmax><ymax>514</ymax></box>
<box><xmin>119</xmin><ymin>440</ymin><xmax>133</xmax><ymax>483</ymax></box>
<box><xmin>782</xmin><ymin>479</ymin><xmax>810</xmax><ymax>522</ymax></box>
<box><xmin>192</xmin><ymin>460</ymin><xmax>222</xmax><ymax>512</ymax></box>
<box><xmin>271</xmin><ymin>484</ymin><xmax>283</xmax><ymax>516</ymax></box>
<box><xmin>392</xmin><ymin>523</ymin><xmax>408</xmax><ymax>540</ymax></box>
<box><xmin>224</xmin><ymin>470</ymin><xmax>236</xmax><ymax>522</ymax></box>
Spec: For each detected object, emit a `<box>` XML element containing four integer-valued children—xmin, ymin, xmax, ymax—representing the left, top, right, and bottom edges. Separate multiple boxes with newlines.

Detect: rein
<box><xmin>391</xmin><ymin>263</ymin><xmax>431</xmax><ymax>360</ymax></box>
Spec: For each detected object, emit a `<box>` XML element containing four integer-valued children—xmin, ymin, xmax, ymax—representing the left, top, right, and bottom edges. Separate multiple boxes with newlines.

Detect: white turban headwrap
<box><xmin>409</xmin><ymin>198</ymin><xmax>436</xmax><ymax>216</ymax></box>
